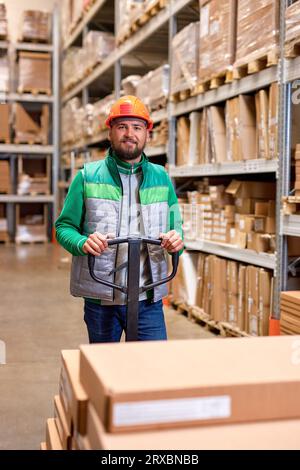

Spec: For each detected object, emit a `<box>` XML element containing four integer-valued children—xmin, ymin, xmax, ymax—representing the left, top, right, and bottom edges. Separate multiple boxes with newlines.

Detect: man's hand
<box><xmin>159</xmin><ymin>230</ymin><xmax>184</xmax><ymax>253</ymax></box>
<box><xmin>82</xmin><ymin>232</ymin><xmax>109</xmax><ymax>256</ymax></box>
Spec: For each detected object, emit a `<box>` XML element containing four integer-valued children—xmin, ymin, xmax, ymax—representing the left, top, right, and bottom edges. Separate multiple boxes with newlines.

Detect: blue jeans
<box><xmin>84</xmin><ymin>299</ymin><xmax>167</xmax><ymax>343</ymax></box>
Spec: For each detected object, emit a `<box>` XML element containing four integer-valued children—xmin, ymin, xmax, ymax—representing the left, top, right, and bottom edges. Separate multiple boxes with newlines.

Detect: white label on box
<box><xmin>200</xmin><ymin>5</ymin><xmax>209</xmax><ymax>38</ymax></box>
<box><xmin>113</xmin><ymin>395</ymin><xmax>231</xmax><ymax>427</ymax></box>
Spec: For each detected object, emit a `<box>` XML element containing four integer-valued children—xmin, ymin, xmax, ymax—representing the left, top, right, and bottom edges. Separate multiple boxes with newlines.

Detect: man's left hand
<box><xmin>159</xmin><ymin>230</ymin><xmax>184</xmax><ymax>253</ymax></box>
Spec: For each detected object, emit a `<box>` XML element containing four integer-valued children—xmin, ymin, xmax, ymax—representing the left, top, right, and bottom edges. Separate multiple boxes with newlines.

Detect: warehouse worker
<box><xmin>55</xmin><ymin>95</ymin><xmax>183</xmax><ymax>343</ymax></box>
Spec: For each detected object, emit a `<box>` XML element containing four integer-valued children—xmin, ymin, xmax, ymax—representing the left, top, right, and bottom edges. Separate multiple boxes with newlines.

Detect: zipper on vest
<box><xmin>128</xmin><ymin>164</ymin><xmax>134</xmax><ymax>234</ymax></box>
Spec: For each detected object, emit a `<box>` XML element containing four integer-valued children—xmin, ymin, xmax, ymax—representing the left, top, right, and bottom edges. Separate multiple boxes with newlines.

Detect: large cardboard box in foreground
<box><xmin>80</xmin><ymin>336</ymin><xmax>300</xmax><ymax>433</ymax></box>
<box><xmin>77</xmin><ymin>402</ymin><xmax>300</xmax><ymax>450</ymax></box>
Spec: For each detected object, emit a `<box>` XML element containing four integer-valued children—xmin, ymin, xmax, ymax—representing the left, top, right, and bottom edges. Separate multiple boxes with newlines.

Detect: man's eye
<box><xmin>134</xmin><ymin>126</ymin><xmax>142</xmax><ymax>131</ymax></box>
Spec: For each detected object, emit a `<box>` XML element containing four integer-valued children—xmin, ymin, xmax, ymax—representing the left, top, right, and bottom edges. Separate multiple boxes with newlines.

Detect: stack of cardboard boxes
<box><xmin>20</xmin><ymin>10</ymin><xmax>51</xmax><ymax>43</ymax></box>
<box><xmin>285</xmin><ymin>1</ymin><xmax>300</xmax><ymax>57</ymax></box>
<box><xmin>176</xmin><ymin>85</ymin><xmax>279</xmax><ymax>166</ymax></box>
<box><xmin>198</xmin><ymin>0</ymin><xmax>236</xmax><ymax>83</ymax></box>
<box><xmin>18</xmin><ymin>52</ymin><xmax>51</xmax><ymax>94</ymax></box>
<box><xmin>280</xmin><ymin>291</ymin><xmax>300</xmax><ymax>335</ymax></box>
<box><xmin>15</xmin><ymin>204</ymin><xmax>48</xmax><ymax>243</ymax></box>
<box><xmin>0</xmin><ymin>161</ymin><xmax>11</xmax><ymax>194</ymax></box>
<box><xmin>14</xmin><ymin>104</ymin><xmax>49</xmax><ymax>145</ymax></box>
<box><xmin>17</xmin><ymin>157</ymin><xmax>50</xmax><ymax>196</ymax></box>
<box><xmin>0</xmin><ymin>103</ymin><xmax>10</xmax><ymax>143</ymax></box>
<box><xmin>172</xmin><ymin>251</ymin><xmax>273</xmax><ymax>335</ymax></box>
<box><xmin>180</xmin><ymin>180</ymin><xmax>276</xmax><ymax>254</ymax></box>
<box><xmin>0</xmin><ymin>3</ymin><xmax>7</xmax><ymax>39</ymax></box>
<box><xmin>42</xmin><ymin>338</ymin><xmax>300</xmax><ymax>450</ymax></box>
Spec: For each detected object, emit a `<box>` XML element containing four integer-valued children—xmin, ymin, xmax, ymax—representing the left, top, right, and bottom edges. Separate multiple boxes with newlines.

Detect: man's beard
<box><xmin>111</xmin><ymin>140</ymin><xmax>146</xmax><ymax>161</ymax></box>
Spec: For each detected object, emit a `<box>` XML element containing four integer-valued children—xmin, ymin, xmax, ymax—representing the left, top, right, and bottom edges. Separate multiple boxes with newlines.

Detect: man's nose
<box><xmin>124</xmin><ymin>126</ymin><xmax>134</xmax><ymax>137</ymax></box>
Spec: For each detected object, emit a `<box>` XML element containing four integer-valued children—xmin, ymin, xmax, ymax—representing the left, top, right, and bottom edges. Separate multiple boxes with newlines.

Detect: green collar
<box><xmin>107</xmin><ymin>148</ymin><xmax>148</xmax><ymax>176</ymax></box>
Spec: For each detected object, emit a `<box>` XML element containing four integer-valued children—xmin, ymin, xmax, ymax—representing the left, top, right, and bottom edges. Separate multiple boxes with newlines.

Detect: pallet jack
<box><xmin>88</xmin><ymin>236</ymin><xmax>179</xmax><ymax>341</ymax></box>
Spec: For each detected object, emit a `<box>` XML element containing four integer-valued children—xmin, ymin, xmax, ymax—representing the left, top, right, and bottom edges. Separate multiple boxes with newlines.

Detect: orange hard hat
<box><xmin>105</xmin><ymin>95</ymin><xmax>153</xmax><ymax>130</ymax></box>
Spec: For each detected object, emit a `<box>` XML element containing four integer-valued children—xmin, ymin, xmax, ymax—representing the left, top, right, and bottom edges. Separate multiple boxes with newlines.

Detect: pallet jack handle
<box><xmin>88</xmin><ymin>236</ymin><xmax>179</xmax><ymax>341</ymax></box>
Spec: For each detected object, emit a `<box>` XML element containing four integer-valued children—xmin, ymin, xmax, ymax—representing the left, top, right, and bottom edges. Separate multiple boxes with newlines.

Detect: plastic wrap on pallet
<box><xmin>92</xmin><ymin>94</ymin><xmax>115</xmax><ymax>133</ymax></box>
<box><xmin>234</xmin><ymin>0</ymin><xmax>279</xmax><ymax>67</ymax></box>
<box><xmin>170</xmin><ymin>22</ymin><xmax>199</xmax><ymax>95</ymax></box>
<box><xmin>117</xmin><ymin>0</ymin><xmax>144</xmax><ymax>42</ymax></box>
<box><xmin>149</xmin><ymin>119</ymin><xmax>168</xmax><ymax>147</ymax></box>
<box><xmin>198</xmin><ymin>0</ymin><xmax>236</xmax><ymax>83</ymax></box>
<box><xmin>149</xmin><ymin>64</ymin><xmax>169</xmax><ymax>110</ymax></box>
<box><xmin>83</xmin><ymin>31</ymin><xmax>115</xmax><ymax>71</ymax></box>
<box><xmin>285</xmin><ymin>1</ymin><xmax>300</xmax><ymax>46</ymax></box>
<box><xmin>121</xmin><ymin>75</ymin><xmax>142</xmax><ymax>95</ymax></box>
<box><xmin>0</xmin><ymin>52</ymin><xmax>9</xmax><ymax>92</ymax></box>
<box><xmin>18</xmin><ymin>52</ymin><xmax>51</xmax><ymax>93</ymax></box>
<box><xmin>62</xmin><ymin>98</ymin><xmax>81</xmax><ymax>144</ymax></box>
<box><xmin>21</xmin><ymin>10</ymin><xmax>51</xmax><ymax>43</ymax></box>
<box><xmin>0</xmin><ymin>3</ymin><xmax>8</xmax><ymax>38</ymax></box>
<box><xmin>135</xmin><ymin>70</ymin><xmax>152</xmax><ymax>107</ymax></box>
<box><xmin>63</xmin><ymin>47</ymin><xmax>81</xmax><ymax>91</ymax></box>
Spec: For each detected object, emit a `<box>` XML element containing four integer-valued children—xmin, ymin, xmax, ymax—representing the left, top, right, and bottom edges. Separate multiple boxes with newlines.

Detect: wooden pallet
<box><xmin>17</xmin><ymin>86</ymin><xmax>52</xmax><ymax>96</ymax></box>
<box><xmin>0</xmin><ymin>138</ymin><xmax>10</xmax><ymax>144</ymax></box>
<box><xmin>282</xmin><ymin>196</ymin><xmax>300</xmax><ymax>215</ymax></box>
<box><xmin>194</xmin><ymin>69</ymin><xmax>233</xmax><ymax>95</ymax></box>
<box><xmin>285</xmin><ymin>38</ymin><xmax>300</xmax><ymax>59</ymax></box>
<box><xmin>233</xmin><ymin>49</ymin><xmax>279</xmax><ymax>80</ymax></box>
<box><xmin>14</xmin><ymin>138</ymin><xmax>45</xmax><ymax>145</ymax></box>
<box><xmin>169</xmin><ymin>296</ymin><xmax>250</xmax><ymax>338</ymax></box>
<box><xmin>19</xmin><ymin>36</ymin><xmax>50</xmax><ymax>44</ymax></box>
<box><xmin>170</xmin><ymin>88</ymin><xmax>194</xmax><ymax>103</ymax></box>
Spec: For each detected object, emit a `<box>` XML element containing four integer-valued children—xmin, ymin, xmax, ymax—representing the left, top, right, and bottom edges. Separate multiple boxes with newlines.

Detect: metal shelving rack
<box><xmin>0</xmin><ymin>5</ymin><xmax>60</xmax><ymax>240</ymax></box>
<box><xmin>61</xmin><ymin>0</ymin><xmax>297</xmax><ymax>317</ymax></box>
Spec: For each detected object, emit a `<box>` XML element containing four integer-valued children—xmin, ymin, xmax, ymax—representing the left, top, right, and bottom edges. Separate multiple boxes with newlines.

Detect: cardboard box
<box><xmin>207</xmin><ymin>106</ymin><xmax>227</xmax><ymax>163</ymax></box>
<box><xmin>255</xmin><ymin>89</ymin><xmax>270</xmax><ymax>159</ymax></box>
<box><xmin>238</xmin><ymin>265</ymin><xmax>246</xmax><ymax>331</ymax></box>
<box><xmin>259</xmin><ymin>269</ymin><xmax>272</xmax><ymax>336</ymax></box>
<box><xmin>77</xmin><ymin>406</ymin><xmax>300</xmax><ymax>450</ymax></box>
<box><xmin>59</xmin><ymin>350</ymin><xmax>88</xmax><ymax>435</ymax></box>
<box><xmin>198</xmin><ymin>0</ymin><xmax>236</xmax><ymax>83</ymax></box>
<box><xmin>79</xmin><ymin>336</ymin><xmax>300</xmax><ymax>433</ymax></box>
<box><xmin>45</xmin><ymin>418</ymin><xmax>63</xmax><ymax>451</ymax></box>
<box><xmin>18</xmin><ymin>51</ymin><xmax>51</xmax><ymax>93</ymax></box>
<box><xmin>40</xmin><ymin>441</ymin><xmax>47</xmax><ymax>450</ymax></box>
<box><xmin>0</xmin><ymin>103</ymin><xmax>10</xmax><ymax>143</ymax></box>
<box><xmin>226</xmin><ymin>180</ymin><xmax>276</xmax><ymax>200</ymax></box>
<box><xmin>176</xmin><ymin>117</ymin><xmax>190</xmax><ymax>166</ymax></box>
<box><xmin>54</xmin><ymin>395</ymin><xmax>72</xmax><ymax>450</ymax></box>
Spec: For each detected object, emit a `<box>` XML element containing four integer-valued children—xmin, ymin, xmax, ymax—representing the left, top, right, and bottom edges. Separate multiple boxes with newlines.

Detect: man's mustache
<box><xmin>121</xmin><ymin>139</ymin><xmax>137</xmax><ymax>144</ymax></box>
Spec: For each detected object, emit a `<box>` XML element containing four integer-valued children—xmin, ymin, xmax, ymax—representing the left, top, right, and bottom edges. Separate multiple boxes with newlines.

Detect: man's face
<box><xmin>109</xmin><ymin>118</ymin><xmax>149</xmax><ymax>161</ymax></box>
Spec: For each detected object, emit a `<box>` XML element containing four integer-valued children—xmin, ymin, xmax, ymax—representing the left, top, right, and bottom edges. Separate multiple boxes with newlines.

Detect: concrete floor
<box><xmin>0</xmin><ymin>244</ymin><xmax>214</xmax><ymax>450</ymax></box>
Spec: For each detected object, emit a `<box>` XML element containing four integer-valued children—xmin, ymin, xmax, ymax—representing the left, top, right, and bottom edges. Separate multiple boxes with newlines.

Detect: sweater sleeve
<box><xmin>55</xmin><ymin>171</ymin><xmax>88</xmax><ymax>256</ymax></box>
<box><xmin>166</xmin><ymin>174</ymin><xmax>184</xmax><ymax>255</ymax></box>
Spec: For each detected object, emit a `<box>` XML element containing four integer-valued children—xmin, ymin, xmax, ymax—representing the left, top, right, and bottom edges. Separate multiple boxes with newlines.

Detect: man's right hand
<box><xmin>82</xmin><ymin>232</ymin><xmax>109</xmax><ymax>256</ymax></box>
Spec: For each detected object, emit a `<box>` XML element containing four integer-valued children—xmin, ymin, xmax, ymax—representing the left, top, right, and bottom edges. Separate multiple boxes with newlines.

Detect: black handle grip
<box><xmin>88</xmin><ymin>236</ymin><xmax>180</xmax><ymax>293</ymax></box>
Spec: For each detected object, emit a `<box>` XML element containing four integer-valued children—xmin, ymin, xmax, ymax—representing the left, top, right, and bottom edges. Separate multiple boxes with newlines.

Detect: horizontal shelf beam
<box><xmin>151</xmin><ymin>108</ymin><xmax>168</xmax><ymax>123</ymax></box>
<box><xmin>63</xmin><ymin>0</ymin><xmax>107</xmax><ymax>50</ymax></box>
<box><xmin>169</xmin><ymin>159</ymin><xmax>278</xmax><ymax>177</ymax></box>
<box><xmin>0</xmin><ymin>145</ymin><xmax>53</xmax><ymax>154</ymax></box>
<box><xmin>146</xmin><ymin>145</ymin><xmax>167</xmax><ymax>157</ymax></box>
<box><xmin>171</xmin><ymin>66</ymin><xmax>278</xmax><ymax>117</ymax></box>
<box><xmin>284</xmin><ymin>56</ymin><xmax>300</xmax><ymax>83</ymax></box>
<box><xmin>0</xmin><ymin>195</ymin><xmax>55</xmax><ymax>203</ymax></box>
<box><xmin>14</xmin><ymin>42</ymin><xmax>53</xmax><ymax>52</ymax></box>
<box><xmin>0</xmin><ymin>92</ymin><xmax>53</xmax><ymax>103</ymax></box>
<box><xmin>185</xmin><ymin>240</ymin><xmax>276</xmax><ymax>270</ymax></box>
<box><xmin>281</xmin><ymin>215</ymin><xmax>300</xmax><ymax>237</ymax></box>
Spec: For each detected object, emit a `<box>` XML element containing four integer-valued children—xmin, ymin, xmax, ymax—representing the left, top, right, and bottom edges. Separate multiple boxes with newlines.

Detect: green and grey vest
<box><xmin>70</xmin><ymin>151</ymin><xmax>180</xmax><ymax>303</ymax></box>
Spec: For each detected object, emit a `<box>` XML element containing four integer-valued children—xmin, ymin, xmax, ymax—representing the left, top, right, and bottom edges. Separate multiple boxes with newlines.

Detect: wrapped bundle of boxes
<box><xmin>42</xmin><ymin>339</ymin><xmax>300</xmax><ymax>450</ymax></box>
<box><xmin>285</xmin><ymin>1</ymin><xmax>300</xmax><ymax>57</ymax></box>
<box><xmin>20</xmin><ymin>10</ymin><xmax>51</xmax><ymax>43</ymax></box>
